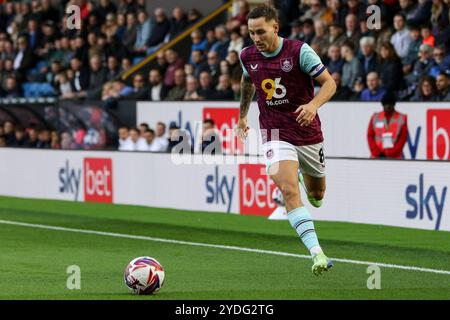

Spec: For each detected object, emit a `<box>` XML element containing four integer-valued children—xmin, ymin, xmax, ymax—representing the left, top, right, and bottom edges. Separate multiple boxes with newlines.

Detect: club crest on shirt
<box><xmin>266</xmin><ymin>148</ymin><xmax>274</xmax><ymax>159</ymax></box>
<box><xmin>280</xmin><ymin>57</ymin><xmax>293</xmax><ymax>72</ymax></box>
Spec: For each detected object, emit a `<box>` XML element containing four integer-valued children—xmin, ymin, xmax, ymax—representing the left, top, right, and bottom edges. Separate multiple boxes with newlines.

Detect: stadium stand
<box><xmin>0</xmin><ymin>0</ymin><xmax>450</xmax><ymax>151</ymax></box>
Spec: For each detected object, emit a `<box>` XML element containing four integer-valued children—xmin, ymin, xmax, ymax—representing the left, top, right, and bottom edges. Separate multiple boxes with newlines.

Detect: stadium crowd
<box><xmin>117</xmin><ymin>120</ymin><xmax>221</xmax><ymax>153</ymax></box>
<box><xmin>0</xmin><ymin>0</ymin><xmax>449</xmax><ymax>103</ymax></box>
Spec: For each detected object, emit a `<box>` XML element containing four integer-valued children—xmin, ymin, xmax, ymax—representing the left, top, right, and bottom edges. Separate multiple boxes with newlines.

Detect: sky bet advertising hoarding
<box><xmin>0</xmin><ymin>149</ymin><xmax>448</xmax><ymax>232</ymax></box>
<box><xmin>137</xmin><ymin>101</ymin><xmax>450</xmax><ymax>160</ymax></box>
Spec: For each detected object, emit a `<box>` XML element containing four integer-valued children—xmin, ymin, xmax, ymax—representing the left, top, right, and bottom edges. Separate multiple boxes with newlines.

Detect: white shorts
<box><xmin>262</xmin><ymin>140</ymin><xmax>326</xmax><ymax>178</ymax></box>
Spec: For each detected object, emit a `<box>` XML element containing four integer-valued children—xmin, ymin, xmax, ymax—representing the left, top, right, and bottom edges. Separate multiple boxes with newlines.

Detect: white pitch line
<box><xmin>1</xmin><ymin>219</ymin><xmax>450</xmax><ymax>276</ymax></box>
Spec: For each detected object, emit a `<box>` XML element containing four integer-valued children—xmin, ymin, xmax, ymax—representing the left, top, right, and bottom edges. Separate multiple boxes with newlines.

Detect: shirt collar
<box><xmin>261</xmin><ymin>37</ymin><xmax>284</xmax><ymax>58</ymax></box>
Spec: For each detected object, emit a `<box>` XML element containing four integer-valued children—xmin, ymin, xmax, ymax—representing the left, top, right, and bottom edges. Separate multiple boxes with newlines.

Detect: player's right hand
<box><xmin>236</xmin><ymin>117</ymin><xmax>249</xmax><ymax>142</ymax></box>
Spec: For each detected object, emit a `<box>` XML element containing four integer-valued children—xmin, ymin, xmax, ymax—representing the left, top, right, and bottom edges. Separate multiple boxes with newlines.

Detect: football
<box><xmin>124</xmin><ymin>256</ymin><xmax>165</xmax><ymax>295</ymax></box>
<box><xmin>272</xmin><ymin>187</ymin><xmax>285</xmax><ymax>207</ymax></box>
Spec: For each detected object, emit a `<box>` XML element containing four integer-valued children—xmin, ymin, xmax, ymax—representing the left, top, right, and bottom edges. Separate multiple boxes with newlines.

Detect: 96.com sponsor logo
<box><xmin>239</xmin><ymin>164</ymin><xmax>276</xmax><ymax>216</ymax></box>
<box><xmin>84</xmin><ymin>158</ymin><xmax>113</xmax><ymax>203</ymax></box>
<box><xmin>203</xmin><ymin>107</ymin><xmax>244</xmax><ymax>155</ymax></box>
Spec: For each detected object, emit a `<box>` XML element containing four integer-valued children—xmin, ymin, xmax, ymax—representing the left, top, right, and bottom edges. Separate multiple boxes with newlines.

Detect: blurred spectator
<box><xmin>184</xmin><ymin>63</ymin><xmax>194</xmax><ymax>77</ymax></box>
<box><xmin>411</xmin><ymin>76</ymin><xmax>438</xmax><ymax>101</ymax></box>
<box><xmin>146</xmin><ymin>8</ymin><xmax>171</xmax><ymax>53</ymax></box>
<box><xmin>344</xmin><ymin>13</ymin><xmax>361</xmax><ymax>51</ymax></box>
<box><xmin>407</xmin><ymin>43</ymin><xmax>434</xmax><ymax>85</ymax></box>
<box><xmin>0</xmin><ymin>135</ymin><xmax>6</xmax><ymax>147</ymax></box>
<box><xmin>421</xmin><ymin>23</ymin><xmax>435</xmax><ymax>47</ymax></box>
<box><xmin>361</xmin><ymin>71</ymin><xmax>386</xmax><ymax>101</ymax></box>
<box><xmin>187</xmin><ymin>8</ymin><xmax>202</xmax><ymax>25</ymax></box>
<box><xmin>311</xmin><ymin>20</ymin><xmax>328</xmax><ymax>58</ymax></box>
<box><xmin>122</xmin><ymin>12</ymin><xmax>138</xmax><ymax>50</ymax></box>
<box><xmin>13</xmin><ymin>125</ymin><xmax>27</xmax><ymax>147</ymax></box>
<box><xmin>117</xmin><ymin>126</ymin><xmax>130</xmax><ymax>151</ymax></box>
<box><xmin>130</xmin><ymin>73</ymin><xmax>148</xmax><ymax>100</ymax></box>
<box><xmin>326</xmin><ymin>44</ymin><xmax>344</xmax><ymax>75</ymax></box>
<box><xmin>300</xmin><ymin>18</ymin><xmax>315</xmax><ymax>44</ymax></box>
<box><xmin>210</xmin><ymin>74</ymin><xmax>233</xmax><ymax>100</ymax></box>
<box><xmin>133</xmin><ymin>9</ymin><xmax>152</xmax><ymax>55</ymax></box>
<box><xmin>168</xmin><ymin>6</ymin><xmax>188</xmax><ymax>41</ymax></box>
<box><xmin>407</xmin><ymin>0</ymin><xmax>432</xmax><ymax>27</ymax></box>
<box><xmin>1</xmin><ymin>75</ymin><xmax>21</xmax><ymax>98</ymax></box>
<box><xmin>377</xmin><ymin>42</ymin><xmax>404</xmax><ymax>91</ymax></box>
<box><xmin>230</xmin><ymin>0</ymin><xmax>250</xmax><ymax>30</ymax></box>
<box><xmin>121</xmin><ymin>127</ymin><xmax>147</xmax><ymax>151</ymax></box>
<box><xmin>331</xmin><ymin>72</ymin><xmax>354</xmax><ymax>100</ymax></box>
<box><xmin>60</xmin><ymin>131</ymin><xmax>75</xmax><ymax>150</ymax></box>
<box><xmin>402</xmin><ymin>25</ymin><xmax>422</xmax><ymax>73</ymax></box>
<box><xmin>328</xmin><ymin>23</ymin><xmax>346</xmax><ymax>48</ymax></box>
<box><xmin>228</xmin><ymin>28</ymin><xmax>244</xmax><ymax>53</ymax></box>
<box><xmin>191</xmin><ymin>49</ymin><xmax>208</xmax><ymax>78</ymax></box>
<box><xmin>231</xmin><ymin>76</ymin><xmax>241</xmax><ymax>101</ymax></box>
<box><xmin>436</xmin><ymin>72</ymin><xmax>450</xmax><ymax>100</ymax></box>
<box><xmin>106</xmin><ymin>55</ymin><xmax>120</xmax><ymax>81</ymax></box>
<box><xmin>190</xmin><ymin>30</ymin><xmax>208</xmax><ymax>63</ymax></box>
<box><xmin>153</xmin><ymin>122</ymin><xmax>169</xmax><ymax>152</ymax></box>
<box><xmin>36</xmin><ymin>128</ymin><xmax>51</xmax><ymax>149</ymax></box>
<box><xmin>165</xmin><ymin>68</ymin><xmax>186</xmax><ymax>101</ymax></box>
<box><xmin>139</xmin><ymin>123</ymin><xmax>150</xmax><ymax>136</ymax></box>
<box><xmin>3</xmin><ymin>120</ymin><xmax>14</xmax><ymax>145</ymax></box>
<box><xmin>240</xmin><ymin>24</ymin><xmax>252</xmax><ymax>48</ymax></box>
<box><xmin>69</xmin><ymin>57</ymin><xmax>89</xmax><ymax>94</ymax></box>
<box><xmin>184</xmin><ymin>75</ymin><xmax>201</xmax><ymax>100</ymax></box>
<box><xmin>302</xmin><ymin>0</ymin><xmax>332</xmax><ymax>25</ymax></box>
<box><xmin>148</xmin><ymin>69</ymin><xmax>169</xmax><ymax>101</ymax></box>
<box><xmin>143</xmin><ymin>128</ymin><xmax>157</xmax><ymax>151</ymax></box>
<box><xmin>163</xmin><ymin>48</ymin><xmax>184</xmax><ymax>88</ymax></box>
<box><xmin>50</xmin><ymin>130</ymin><xmax>60</xmax><ymax>149</ymax></box>
<box><xmin>210</xmin><ymin>25</ymin><xmax>230</xmax><ymax>61</ymax></box>
<box><xmin>430</xmin><ymin>45</ymin><xmax>450</xmax><ymax>78</ymax></box>
<box><xmin>198</xmin><ymin>71</ymin><xmax>216</xmax><ymax>100</ymax></box>
<box><xmin>205</xmin><ymin>50</ymin><xmax>220</xmax><ymax>85</ymax></box>
<box><xmin>289</xmin><ymin>20</ymin><xmax>303</xmax><ymax>41</ymax></box>
<box><xmin>13</xmin><ymin>35</ymin><xmax>36</xmax><ymax>81</ymax></box>
<box><xmin>225</xmin><ymin>50</ymin><xmax>242</xmax><ymax>79</ymax></box>
<box><xmin>27</xmin><ymin>127</ymin><xmax>39</xmax><ymax>148</ymax></box>
<box><xmin>367</xmin><ymin>91</ymin><xmax>408</xmax><ymax>159</ymax></box>
<box><xmin>341</xmin><ymin>42</ymin><xmax>361</xmax><ymax>89</ymax></box>
<box><xmin>391</xmin><ymin>14</ymin><xmax>412</xmax><ymax>60</ymax></box>
<box><xmin>201</xmin><ymin>119</ymin><xmax>222</xmax><ymax>154</ymax></box>
<box><xmin>358</xmin><ymin>36</ymin><xmax>379</xmax><ymax>81</ymax></box>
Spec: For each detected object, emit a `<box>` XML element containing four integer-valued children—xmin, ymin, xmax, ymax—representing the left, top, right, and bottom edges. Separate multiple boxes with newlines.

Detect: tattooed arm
<box><xmin>237</xmin><ymin>75</ymin><xmax>255</xmax><ymax>141</ymax></box>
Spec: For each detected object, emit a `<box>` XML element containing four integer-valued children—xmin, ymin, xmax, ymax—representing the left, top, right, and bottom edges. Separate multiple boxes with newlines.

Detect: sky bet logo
<box><xmin>239</xmin><ymin>164</ymin><xmax>276</xmax><ymax>216</ymax></box>
<box><xmin>59</xmin><ymin>160</ymin><xmax>81</xmax><ymax>201</ymax></box>
<box><xmin>405</xmin><ymin>174</ymin><xmax>447</xmax><ymax>230</ymax></box>
<box><xmin>205</xmin><ymin>166</ymin><xmax>235</xmax><ymax>213</ymax></box>
<box><xmin>59</xmin><ymin>158</ymin><xmax>113</xmax><ymax>203</ymax></box>
<box><xmin>84</xmin><ymin>158</ymin><xmax>113</xmax><ymax>203</ymax></box>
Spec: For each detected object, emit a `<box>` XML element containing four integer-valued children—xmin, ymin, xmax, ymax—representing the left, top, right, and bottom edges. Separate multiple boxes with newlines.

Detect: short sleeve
<box><xmin>299</xmin><ymin>43</ymin><xmax>326</xmax><ymax>78</ymax></box>
<box><xmin>239</xmin><ymin>48</ymin><xmax>250</xmax><ymax>79</ymax></box>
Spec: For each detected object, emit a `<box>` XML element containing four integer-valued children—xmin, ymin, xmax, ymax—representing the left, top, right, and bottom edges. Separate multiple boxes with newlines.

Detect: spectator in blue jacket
<box><xmin>361</xmin><ymin>71</ymin><xmax>386</xmax><ymax>101</ymax></box>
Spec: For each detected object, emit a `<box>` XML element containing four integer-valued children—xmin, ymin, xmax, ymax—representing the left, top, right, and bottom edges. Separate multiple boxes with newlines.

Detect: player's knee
<box><xmin>309</xmin><ymin>189</ymin><xmax>325</xmax><ymax>201</ymax></box>
<box><xmin>280</xmin><ymin>183</ymin><xmax>299</xmax><ymax>200</ymax></box>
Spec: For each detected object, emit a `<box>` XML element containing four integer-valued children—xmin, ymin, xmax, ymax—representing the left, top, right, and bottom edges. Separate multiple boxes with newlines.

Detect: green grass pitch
<box><xmin>0</xmin><ymin>196</ymin><xmax>449</xmax><ymax>300</ymax></box>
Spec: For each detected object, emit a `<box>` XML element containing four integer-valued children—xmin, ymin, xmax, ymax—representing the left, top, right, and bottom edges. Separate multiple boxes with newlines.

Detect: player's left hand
<box><xmin>295</xmin><ymin>103</ymin><xmax>318</xmax><ymax>126</ymax></box>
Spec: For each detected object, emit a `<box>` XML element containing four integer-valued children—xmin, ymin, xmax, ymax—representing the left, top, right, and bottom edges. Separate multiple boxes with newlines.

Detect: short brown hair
<box><xmin>247</xmin><ymin>5</ymin><xmax>278</xmax><ymax>23</ymax></box>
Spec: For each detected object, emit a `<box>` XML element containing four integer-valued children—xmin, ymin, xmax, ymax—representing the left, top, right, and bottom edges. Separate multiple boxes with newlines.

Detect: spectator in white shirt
<box><xmin>151</xmin><ymin>122</ymin><xmax>169</xmax><ymax>152</ymax></box>
<box><xmin>117</xmin><ymin>126</ymin><xmax>130</xmax><ymax>150</ymax></box>
<box><xmin>139</xmin><ymin>122</ymin><xmax>149</xmax><ymax>137</ymax></box>
<box><xmin>390</xmin><ymin>14</ymin><xmax>411</xmax><ymax>60</ymax></box>
<box><xmin>121</xmin><ymin>127</ymin><xmax>148</xmax><ymax>151</ymax></box>
<box><xmin>143</xmin><ymin>128</ymin><xmax>160</xmax><ymax>152</ymax></box>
